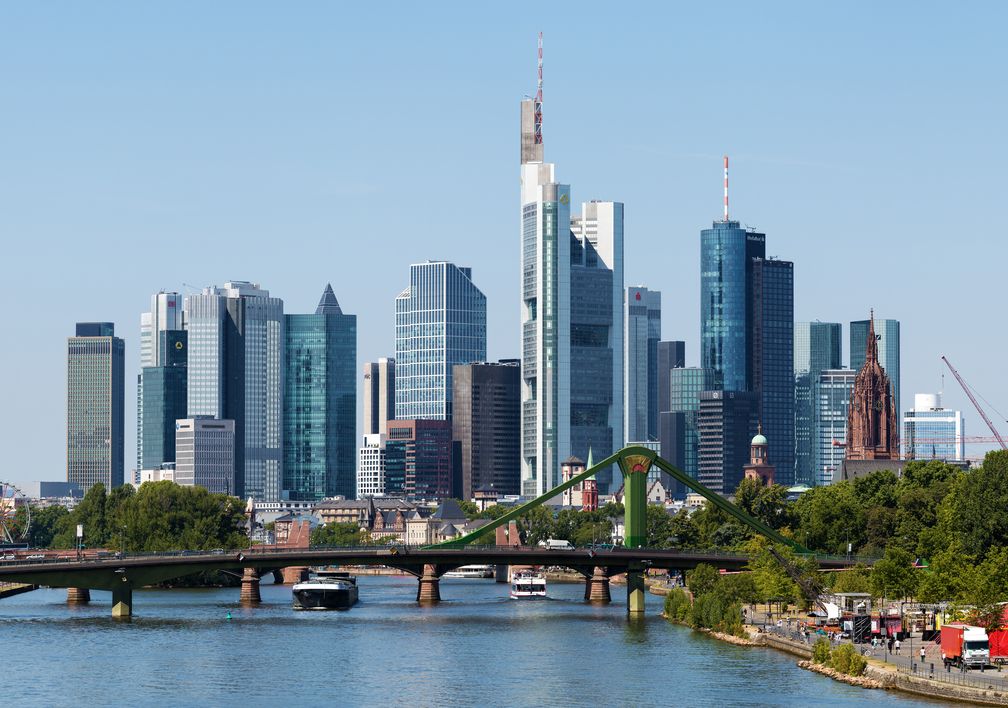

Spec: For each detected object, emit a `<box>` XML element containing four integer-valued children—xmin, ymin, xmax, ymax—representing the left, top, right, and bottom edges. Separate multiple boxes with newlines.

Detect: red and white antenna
<box><xmin>723</xmin><ymin>155</ymin><xmax>729</xmax><ymax>221</ymax></box>
<box><xmin>534</xmin><ymin>32</ymin><xmax>543</xmax><ymax>145</ymax></box>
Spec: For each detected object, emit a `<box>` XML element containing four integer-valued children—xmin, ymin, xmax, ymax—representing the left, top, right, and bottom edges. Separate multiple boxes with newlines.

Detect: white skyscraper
<box><xmin>519</xmin><ymin>42</ymin><xmax>624</xmax><ymax>497</ymax></box>
<box><xmin>356</xmin><ymin>433</ymin><xmax>387</xmax><ymax>498</ymax></box>
<box><xmin>185</xmin><ymin>282</ymin><xmax>284</xmax><ymax>500</ymax></box>
<box><xmin>904</xmin><ymin>393</ymin><xmax>965</xmax><ymax>461</ymax></box>
<box><xmin>137</xmin><ymin>292</ymin><xmax>185</xmax><ymax>475</ymax></box>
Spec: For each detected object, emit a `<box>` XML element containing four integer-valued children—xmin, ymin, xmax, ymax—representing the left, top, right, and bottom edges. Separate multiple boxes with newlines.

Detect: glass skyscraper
<box><xmin>700</xmin><ymin>220</ymin><xmax>765</xmax><ymax>392</ymax></box>
<box><xmin>185</xmin><ymin>282</ymin><xmax>284</xmax><ymax>500</ymax></box>
<box><xmin>904</xmin><ymin>393</ymin><xmax>964</xmax><ymax>461</ymax></box>
<box><xmin>625</xmin><ymin>286</ymin><xmax>661</xmax><ymax>443</ymax></box>
<box><xmin>660</xmin><ymin>367</ymin><xmax>718</xmax><ymax>496</ymax></box>
<box><xmin>794</xmin><ymin>322</ymin><xmax>842</xmax><ymax>486</ymax></box>
<box><xmin>137</xmin><ymin>291</ymin><xmax>184</xmax><ymax>476</ymax></box>
<box><xmin>140</xmin><ymin>330</ymin><xmax>188</xmax><ymax>471</ymax></box>
<box><xmin>283</xmin><ymin>284</ymin><xmax>357</xmax><ymax>500</ymax></box>
<box><xmin>395</xmin><ymin>262</ymin><xmax>486</xmax><ymax>422</ymax></box>
<box><xmin>851</xmin><ymin>318</ymin><xmax>900</xmax><ymax>417</ymax></box>
<box><xmin>67</xmin><ymin>322</ymin><xmax>125</xmax><ymax>491</ymax></box>
<box><xmin>814</xmin><ymin>369</ymin><xmax>856</xmax><ymax>486</ymax></box>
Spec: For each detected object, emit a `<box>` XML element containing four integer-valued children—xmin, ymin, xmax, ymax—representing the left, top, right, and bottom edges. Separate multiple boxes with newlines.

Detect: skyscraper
<box><xmin>519</xmin><ymin>45</ymin><xmax>623</xmax><ymax>497</ymax></box>
<box><xmin>385</xmin><ymin>419</ymin><xmax>455</xmax><ymax>501</ymax></box>
<box><xmin>140</xmin><ymin>330</ymin><xmax>187</xmax><ymax>471</ymax></box>
<box><xmin>174</xmin><ymin>417</ymin><xmax>235</xmax><ymax>494</ymax></box>
<box><xmin>904</xmin><ymin>393</ymin><xmax>965</xmax><ymax>461</ymax></box>
<box><xmin>137</xmin><ymin>291</ymin><xmax>184</xmax><ymax>475</ymax></box>
<box><xmin>660</xmin><ymin>366</ymin><xmax>718</xmax><ymax>497</ymax></box>
<box><xmin>851</xmin><ymin>317</ymin><xmax>900</xmax><ymax>417</ymax></box>
<box><xmin>363</xmin><ymin>358</ymin><xmax>395</xmax><ymax>436</ymax></box>
<box><xmin>625</xmin><ymin>286</ymin><xmax>661</xmax><ymax>443</ymax></box>
<box><xmin>656</xmin><ymin>340</ymin><xmax>686</xmax><ymax>415</ymax></box>
<box><xmin>750</xmin><ymin>258</ymin><xmax>795</xmax><ymax>484</ymax></box>
<box><xmin>283</xmin><ymin>284</ymin><xmax>357</xmax><ymax>500</ymax></box>
<box><xmin>356</xmin><ymin>434</ymin><xmax>387</xmax><ymax>498</ymax></box>
<box><xmin>67</xmin><ymin>322</ymin><xmax>125</xmax><ymax>491</ymax></box>
<box><xmin>697</xmin><ymin>390</ymin><xmax>757</xmax><ymax>496</ymax></box>
<box><xmin>394</xmin><ymin>262</ymin><xmax>486</xmax><ymax>421</ymax></box>
<box><xmin>814</xmin><ymin>369</ymin><xmax>856</xmax><ymax>485</ymax></box>
<box><xmin>185</xmin><ymin>282</ymin><xmax>284</xmax><ymax>500</ymax></box>
<box><xmin>452</xmin><ymin>360</ymin><xmax>521</xmax><ymax>499</ymax></box>
<box><xmin>794</xmin><ymin>322</ymin><xmax>842</xmax><ymax>485</ymax></box>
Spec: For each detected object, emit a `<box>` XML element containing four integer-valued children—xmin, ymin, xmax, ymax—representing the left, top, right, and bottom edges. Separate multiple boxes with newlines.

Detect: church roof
<box><xmin>315</xmin><ymin>283</ymin><xmax>343</xmax><ymax>315</ymax></box>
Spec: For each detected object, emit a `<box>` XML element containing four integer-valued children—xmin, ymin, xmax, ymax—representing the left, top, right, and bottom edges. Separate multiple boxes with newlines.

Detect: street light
<box><xmin>120</xmin><ymin>525</ymin><xmax>127</xmax><ymax>556</ymax></box>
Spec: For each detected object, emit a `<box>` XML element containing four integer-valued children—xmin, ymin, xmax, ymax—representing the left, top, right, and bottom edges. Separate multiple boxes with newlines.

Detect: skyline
<box><xmin>4</xmin><ymin>4</ymin><xmax>1007</xmax><ymax>488</ymax></box>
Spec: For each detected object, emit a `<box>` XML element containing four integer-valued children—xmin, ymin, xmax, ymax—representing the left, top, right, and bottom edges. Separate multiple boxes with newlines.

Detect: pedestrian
<box><xmin>920</xmin><ymin>646</ymin><xmax>926</xmax><ymax>664</ymax></box>
<box><xmin>895</xmin><ymin>638</ymin><xmax>901</xmax><ymax>655</ymax></box>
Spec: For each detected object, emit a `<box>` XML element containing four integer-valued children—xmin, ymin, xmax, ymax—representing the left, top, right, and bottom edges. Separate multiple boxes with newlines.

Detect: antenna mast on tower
<box><xmin>723</xmin><ymin>155</ymin><xmax>729</xmax><ymax>221</ymax></box>
<box><xmin>534</xmin><ymin>32</ymin><xmax>543</xmax><ymax>146</ymax></box>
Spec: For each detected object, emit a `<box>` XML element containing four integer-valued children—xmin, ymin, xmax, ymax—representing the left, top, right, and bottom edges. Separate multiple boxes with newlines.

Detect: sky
<box><xmin>2</xmin><ymin>2</ymin><xmax>1006</xmax><ymax>490</ymax></box>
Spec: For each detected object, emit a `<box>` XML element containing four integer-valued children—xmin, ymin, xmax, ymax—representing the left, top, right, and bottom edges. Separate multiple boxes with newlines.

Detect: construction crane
<box><xmin>941</xmin><ymin>355</ymin><xmax>1007</xmax><ymax>450</ymax></box>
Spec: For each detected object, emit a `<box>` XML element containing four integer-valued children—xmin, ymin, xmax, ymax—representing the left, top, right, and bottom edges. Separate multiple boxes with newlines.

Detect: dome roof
<box><xmin>751</xmin><ymin>433</ymin><xmax>768</xmax><ymax>446</ymax></box>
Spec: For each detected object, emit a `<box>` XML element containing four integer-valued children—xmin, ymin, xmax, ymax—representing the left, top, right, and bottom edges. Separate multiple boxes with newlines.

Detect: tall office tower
<box><xmin>385</xmin><ymin>419</ymin><xmax>454</xmax><ymax>501</ymax></box>
<box><xmin>750</xmin><ymin>258</ymin><xmax>794</xmax><ymax>484</ymax></box>
<box><xmin>656</xmin><ymin>340</ymin><xmax>686</xmax><ymax>414</ymax></box>
<box><xmin>185</xmin><ymin>281</ymin><xmax>284</xmax><ymax>500</ymax></box>
<box><xmin>363</xmin><ymin>358</ymin><xmax>396</xmax><ymax>436</ymax></box>
<box><xmin>67</xmin><ymin>323</ymin><xmax>125</xmax><ymax>491</ymax></box>
<box><xmin>140</xmin><ymin>330</ymin><xmax>188</xmax><ymax>471</ymax></box>
<box><xmin>137</xmin><ymin>292</ymin><xmax>184</xmax><ymax>474</ymax></box>
<box><xmin>850</xmin><ymin>317</ymin><xmax>900</xmax><ymax>417</ymax></box>
<box><xmin>904</xmin><ymin>393</ymin><xmax>965</xmax><ymax>461</ymax></box>
<box><xmin>814</xmin><ymin>369</ymin><xmax>856</xmax><ymax>485</ymax></box>
<box><xmin>394</xmin><ymin>262</ymin><xmax>486</xmax><ymax>421</ymax></box>
<box><xmin>174</xmin><ymin>417</ymin><xmax>235</xmax><ymax>494</ymax></box>
<box><xmin>452</xmin><ymin>360</ymin><xmax>521</xmax><ymax>499</ymax></box>
<box><xmin>697</xmin><ymin>390</ymin><xmax>757</xmax><ymax>496</ymax></box>
<box><xmin>794</xmin><ymin>322</ymin><xmax>842</xmax><ymax>485</ymax></box>
<box><xmin>625</xmin><ymin>286</ymin><xmax>661</xmax><ymax>443</ymax></box>
<box><xmin>846</xmin><ymin>314</ymin><xmax>899</xmax><ymax>461</ymax></box>
<box><xmin>284</xmin><ymin>284</ymin><xmax>357</xmax><ymax>501</ymax></box>
<box><xmin>660</xmin><ymin>367</ymin><xmax>719</xmax><ymax>497</ymax></box>
<box><xmin>356</xmin><ymin>434</ymin><xmax>387</xmax><ymax>498</ymax></box>
<box><xmin>519</xmin><ymin>43</ymin><xmax>623</xmax><ymax>497</ymax></box>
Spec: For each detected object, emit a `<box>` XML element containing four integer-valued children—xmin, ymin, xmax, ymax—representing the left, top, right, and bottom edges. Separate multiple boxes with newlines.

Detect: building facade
<box><xmin>356</xmin><ymin>434</ymin><xmax>387</xmax><ymax>498</ymax></box>
<box><xmin>283</xmin><ymin>284</ymin><xmax>357</xmax><ymax>501</ymax></box>
<box><xmin>140</xmin><ymin>330</ymin><xmax>188</xmax><ymax>471</ymax></box>
<box><xmin>174</xmin><ymin>417</ymin><xmax>236</xmax><ymax>494</ymax></box>
<box><xmin>850</xmin><ymin>317</ymin><xmax>900</xmax><ymax>418</ymax></box>
<box><xmin>904</xmin><ymin>393</ymin><xmax>965</xmax><ymax>461</ymax></box>
<box><xmin>452</xmin><ymin>360</ymin><xmax>521</xmax><ymax>500</ymax></box>
<box><xmin>656</xmin><ymin>340</ymin><xmax>686</xmax><ymax>416</ymax></box>
<box><xmin>846</xmin><ymin>314</ymin><xmax>899</xmax><ymax>461</ymax></box>
<box><xmin>814</xmin><ymin>369</ymin><xmax>856</xmax><ymax>485</ymax></box>
<box><xmin>67</xmin><ymin>323</ymin><xmax>125</xmax><ymax>492</ymax></box>
<box><xmin>363</xmin><ymin>358</ymin><xmax>395</xmax><ymax>436</ymax></box>
<box><xmin>625</xmin><ymin>286</ymin><xmax>661</xmax><ymax>444</ymax></box>
<box><xmin>749</xmin><ymin>257</ymin><xmax>794</xmax><ymax>484</ymax></box>
<box><xmin>137</xmin><ymin>292</ymin><xmax>185</xmax><ymax>474</ymax></box>
<box><xmin>386</xmin><ymin>419</ymin><xmax>455</xmax><ymax>501</ymax></box>
<box><xmin>697</xmin><ymin>390</ymin><xmax>757</xmax><ymax>496</ymax></box>
<box><xmin>185</xmin><ymin>281</ymin><xmax>284</xmax><ymax>500</ymax></box>
<box><xmin>794</xmin><ymin>322</ymin><xmax>842</xmax><ymax>486</ymax></box>
<box><xmin>394</xmin><ymin>262</ymin><xmax>486</xmax><ymax>422</ymax></box>
<box><xmin>660</xmin><ymin>367</ymin><xmax>718</xmax><ymax>497</ymax></box>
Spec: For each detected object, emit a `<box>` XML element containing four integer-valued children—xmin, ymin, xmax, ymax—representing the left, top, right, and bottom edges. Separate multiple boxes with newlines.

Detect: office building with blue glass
<box><xmin>283</xmin><ymin>284</ymin><xmax>357</xmax><ymax>500</ymax></box>
<box><xmin>140</xmin><ymin>330</ymin><xmax>188</xmax><ymax>471</ymax></box>
<box><xmin>794</xmin><ymin>322</ymin><xmax>842</xmax><ymax>486</ymax></box>
<box><xmin>395</xmin><ymin>262</ymin><xmax>486</xmax><ymax>422</ymax></box>
<box><xmin>814</xmin><ymin>368</ymin><xmax>856</xmax><ymax>485</ymax></box>
<box><xmin>660</xmin><ymin>366</ymin><xmax>718</xmax><ymax>497</ymax></box>
<box><xmin>904</xmin><ymin>393</ymin><xmax>964</xmax><ymax>461</ymax></box>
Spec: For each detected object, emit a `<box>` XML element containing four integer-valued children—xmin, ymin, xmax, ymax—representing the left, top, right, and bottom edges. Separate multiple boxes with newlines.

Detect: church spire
<box><xmin>865</xmin><ymin>309</ymin><xmax>878</xmax><ymax>363</ymax></box>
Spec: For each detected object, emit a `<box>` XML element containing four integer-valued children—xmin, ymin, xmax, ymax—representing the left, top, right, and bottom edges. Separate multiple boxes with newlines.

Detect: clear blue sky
<box><xmin>2</xmin><ymin>2</ymin><xmax>1005</xmax><ymax>489</ymax></box>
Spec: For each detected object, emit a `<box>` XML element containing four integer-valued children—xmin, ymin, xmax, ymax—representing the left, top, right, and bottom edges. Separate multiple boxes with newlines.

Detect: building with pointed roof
<box><xmin>845</xmin><ymin>312</ymin><xmax>899</xmax><ymax>461</ymax></box>
<box><xmin>284</xmin><ymin>284</ymin><xmax>357</xmax><ymax>499</ymax></box>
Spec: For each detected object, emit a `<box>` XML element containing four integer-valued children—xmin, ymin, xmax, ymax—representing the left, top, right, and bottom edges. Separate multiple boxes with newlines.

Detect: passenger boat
<box><xmin>443</xmin><ymin>564</ymin><xmax>495</xmax><ymax>579</ymax></box>
<box><xmin>292</xmin><ymin>572</ymin><xmax>358</xmax><ymax>610</ymax></box>
<box><xmin>510</xmin><ymin>570</ymin><xmax>547</xmax><ymax>599</ymax></box>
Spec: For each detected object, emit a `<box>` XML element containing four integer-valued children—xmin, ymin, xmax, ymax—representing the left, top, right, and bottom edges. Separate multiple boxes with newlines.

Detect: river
<box><xmin>0</xmin><ymin>575</ymin><xmax>951</xmax><ymax>706</ymax></box>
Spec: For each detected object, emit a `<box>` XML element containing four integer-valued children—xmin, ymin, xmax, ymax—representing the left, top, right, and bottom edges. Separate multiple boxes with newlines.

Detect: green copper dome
<box><xmin>751</xmin><ymin>433</ymin><xmax>768</xmax><ymax>446</ymax></box>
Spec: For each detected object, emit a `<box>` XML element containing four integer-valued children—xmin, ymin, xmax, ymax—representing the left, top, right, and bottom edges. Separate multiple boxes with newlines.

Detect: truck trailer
<box><xmin>941</xmin><ymin>624</ymin><xmax>990</xmax><ymax>670</ymax></box>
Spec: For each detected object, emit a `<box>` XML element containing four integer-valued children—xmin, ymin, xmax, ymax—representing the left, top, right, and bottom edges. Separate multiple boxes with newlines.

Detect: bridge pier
<box><xmin>272</xmin><ymin>569</ymin><xmax>284</xmax><ymax>584</ymax></box>
<box><xmin>585</xmin><ymin>567</ymin><xmax>611</xmax><ymax>604</ymax></box>
<box><xmin>282</xmin><ymin>566</ymin><xmax>309</xmax><ymax>584</ymax></box>
<box><xmin>111</xmin><ymin>585</ymin><xmax>132</xmax><ymax>619</ymax></box>
<box><xmin>416</xmin><ymin>564</ymin><xmax>441</xmax><ymax>605</ymax></box>
<box><xmin>67</xmin><ymin>587</ymin><xmax>91</xmax><ymax>605</ymax></box>
<box><xmin>240</xmin><ymin>567</ymin><xmax>261</xmax><ymax>605</ymax></box>
<box><xmin>626</xmin><ymin>568</ymin><xmax>646</xmax><ymax>616</ymax></box>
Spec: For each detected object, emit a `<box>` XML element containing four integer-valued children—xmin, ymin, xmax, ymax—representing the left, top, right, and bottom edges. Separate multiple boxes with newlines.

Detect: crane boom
<box><xmin>941</xmin><ymin>355</ymin><xmax>1007</xmax><ymax>450</ymax></box>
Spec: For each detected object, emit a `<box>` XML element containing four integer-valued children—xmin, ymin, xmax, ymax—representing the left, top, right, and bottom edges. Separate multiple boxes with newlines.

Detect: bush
<box><xmin>828</xmin><ymin>642</ymin><xmax>867</xmax><ymax>676</ymax></box>
<box><xmin>663</xmin><ymin>588</ymin><xmax>691</xmax><ymax>622</ymax></box>
<box><xmin>812</xmin><ymin>637</ymin><xmax>832</xmax><ymax>665</ymax></box>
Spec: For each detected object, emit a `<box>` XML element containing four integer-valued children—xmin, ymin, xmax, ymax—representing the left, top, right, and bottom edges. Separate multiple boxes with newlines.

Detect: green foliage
<box><xmin>687</xmin><ymin>563</ymin><xmax>720</xmax><ymax>598</ymax></box>
<box><xmin>811</xmin><ymin>637</ymin><xmax>832</xmax><ymax>664</ymax></box>
<box><xmin>17</xmin><ymin>505</ymin><xmax>71</xmax><ymax>548</ymax></box>
<box><xmin>827</xmin><ymin>564</ymin><xmax>872</xmax><ymax>594</ymax></box>
<box><xmin>829</xmin><ymin>642</ymin><xmax>866</xmax><ymax>676</ymax></box>
<box><xmin>734</xmin><ymin>478</ymin><xmax>793</xmax><ymax>530</ymax></box>
<box><xmin>870</xmin><ymin>546</ymin><xmax>918</xmax><ymax>599</ymax></box>
<box><xmin>310</xmin><ymin>522</ymin><xmax>368</xmax><ymax>547</ymax></box>
<box><xmin>663</xmin><ymin>588</ymin><xmax>691</xmax><ymax>622</ymax></box>
<box><xmin>646</xmin><ymin>504</ymin><xmax>675</xmax><ymax>548</ymax></box>
<box><xmin>454</xmin><ymin>499</ymin><xmax>480</xmax><ymax>520</ymax></box>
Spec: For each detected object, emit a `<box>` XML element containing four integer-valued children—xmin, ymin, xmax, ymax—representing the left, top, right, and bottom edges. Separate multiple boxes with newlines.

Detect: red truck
<box><xmin>941</xmin><ymin>624</ymin><xmax>990</xmax><ymax>669</ymax></box>
<box><xmin>989</xmin><ymin>629</ymin><xmax>1008</xmax><ymax>664</ymax></box>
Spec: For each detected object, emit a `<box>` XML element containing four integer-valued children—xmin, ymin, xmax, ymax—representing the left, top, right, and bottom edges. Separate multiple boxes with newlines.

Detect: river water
<box><xmin>0</xmin><ymin>575</ymin><xmax>949</xmax><ymax>707</ymax></box>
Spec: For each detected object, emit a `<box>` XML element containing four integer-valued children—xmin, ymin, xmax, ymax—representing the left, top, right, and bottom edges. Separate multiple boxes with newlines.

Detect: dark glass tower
<box><xmin>140</xmin><ymin>330</ymin><xmax>188</xmax><ymax>470</ymax></box>
<box><xmin>283</xmin><ymin>284</ymin><xmax>357</xmax><ymax>500</ymax></box>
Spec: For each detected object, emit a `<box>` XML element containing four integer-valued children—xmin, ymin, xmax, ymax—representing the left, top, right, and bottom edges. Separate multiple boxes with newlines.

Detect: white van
<box><xmin>539</xmin><ymin>539</ymin><xmax>574</xmax><ymax>550</ymax></box>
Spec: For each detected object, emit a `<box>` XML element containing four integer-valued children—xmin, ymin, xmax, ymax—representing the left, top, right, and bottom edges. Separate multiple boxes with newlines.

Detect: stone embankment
<box><xmin>797</xmin><ymin>660</ymin><xmax>884</xmax><ymax>689</ymax></box>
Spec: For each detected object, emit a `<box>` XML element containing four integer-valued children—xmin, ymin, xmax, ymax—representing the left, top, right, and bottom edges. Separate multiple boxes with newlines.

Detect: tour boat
<box><xmin>443</xmin><ymin>564</ymin><xmax>495</xmax><ymax>579</ymax></box>
<box><xmin>510</xmin><ymin>570</ymin><xmax>547</xmax><ymax>599</ymax></box>
<box><xmin>292</xmin><ymin>572</ymin><xmax>358</xmax><ymax>610</ymax></box>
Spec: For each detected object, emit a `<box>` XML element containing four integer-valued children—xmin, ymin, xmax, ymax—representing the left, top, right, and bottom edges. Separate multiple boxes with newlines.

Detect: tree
<box><xmin>516</xmin><ymin>505</ymin><xmax>554</xmax><ymax>545</ymax></box>
<box><xmin>827</xmin><ymin>564</ymin><xmax>872</xmax><ymax>594</ymax></box>
<box><xmin>454</xmin><ymin>499</ymin><xmax>480</xmax><ymax>520</ymax></box>
<box><xmin>870</xmin><ymin>546</ymin><xmax>918</xmax><ymax>600</ymax></box>
<box><xmin>646</xmin><ymin>504</ymin><xmax>674</xmax><ymax>548</ymax></box>
<box><xmin>937</xmin><ymin>451</ymin><xmax>1008</xmax><ymax>557</ymax></box>
<box><xmin>687</xmin><ymin>563</ymin><xmax>720</xmax><ymax>599</ymax></box>
<box><xmin>311</xmin><ymin>522</ymin><xmax>366</xmax><ymax>547</ymax></box>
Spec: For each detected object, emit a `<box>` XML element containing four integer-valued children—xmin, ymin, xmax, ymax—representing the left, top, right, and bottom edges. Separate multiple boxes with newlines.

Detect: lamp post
<box><xmin>120</xmin><ymin>525</ymin><xmax>127</xmax><ymax>555</ymax></box>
